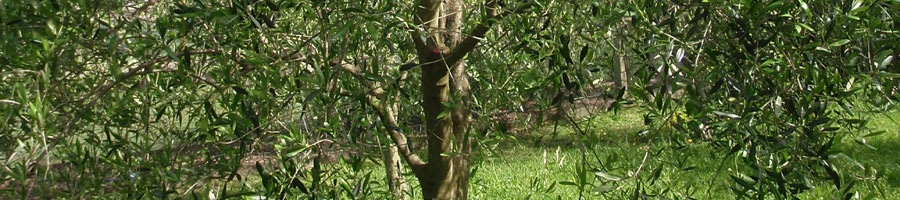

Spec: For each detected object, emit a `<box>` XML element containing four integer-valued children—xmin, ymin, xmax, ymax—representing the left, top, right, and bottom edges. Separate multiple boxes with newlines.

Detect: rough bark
<box><xmin>413</xmin><ymin>0</ymin><xmax>481</xmax><ymax>198</ymax></box>
<box><xmin>362</xmin><ymin>0</ymin><xmax>505</xmax><ymax>199</ymax></box>
<box><xmin>337</xmin><ymin>0</ymin><xmax>514</xmax><ymax>198</ymax></box>
<box><xmin>445</xmin><ymin>0</ymin><xmax>473</xmax><ymax>198</ymax></box>
<box><xmin>418</xmin><ymin>57</ymin><xmax>457</xmax><ymax>200</ymax></box>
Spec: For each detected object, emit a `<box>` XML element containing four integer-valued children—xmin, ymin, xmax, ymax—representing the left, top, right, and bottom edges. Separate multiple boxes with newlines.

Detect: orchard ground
<box><xmin>226</xmin><ymin>107</ymin><xmax>900</xmax><ymax>199</ymax></box>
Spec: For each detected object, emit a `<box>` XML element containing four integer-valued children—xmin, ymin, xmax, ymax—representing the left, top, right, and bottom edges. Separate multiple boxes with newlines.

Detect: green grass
<box><xmin>466</xmin><ymin>108</ymin><xmax>735</xmax><ymax>199</ymax></box>
<box><xmin>225</xmin><ymin>107</ymin><xmax>900</xmax><ymax>199</ymax></box>
<box><xmin>824</xmin><ymin>110</ymin><xmax>900</xmax><ymax>198</ymax></box>
<box><xmin>469</xmin><ymin>141</ymin><xmax>581</xmax><ymax>199</ymax></box>
<box><xmin>461</xmin><ymin>108</ymin><xmax>900</xmax><ymax>199</ymax></box>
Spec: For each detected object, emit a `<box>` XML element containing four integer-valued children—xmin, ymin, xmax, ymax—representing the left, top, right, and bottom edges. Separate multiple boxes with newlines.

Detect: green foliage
<box><xmin>1</xmin><ymin>0</ymin><xmax>898</xmax><ymax>199</ymax></box>
<box><xmin>621</xmin><ymin>0</ymin><xmax>900</xmax><ymax>198</ymax></box>
<box><xmin>368</xmin><ymin>108</ymin><xmax>900</xmax><ymax>199</ymax></box>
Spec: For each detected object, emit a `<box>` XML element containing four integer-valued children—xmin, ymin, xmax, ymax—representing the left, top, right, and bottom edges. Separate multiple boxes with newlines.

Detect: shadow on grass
<box><xmin>842</xmin><ymin>110</ymin><xmax>900</xmax><ymax>188</ymax></box>
<box><xmin>836</xmin><ymin>127</ymin><xmax>900</xmax><ymax>188</ymax></box>
<box><xmin>867</xmin><ymin>138</ymin><xmax>900</xmax><ymax>187</ymax></box>
<box><xmin>494</xmin><ymin>107</ymin><xmax>648</xmax><ymax>149</ymax></box>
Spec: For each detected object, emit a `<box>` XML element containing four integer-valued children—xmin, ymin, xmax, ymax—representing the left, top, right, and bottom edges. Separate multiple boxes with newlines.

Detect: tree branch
<box><xmin>446</xmin><ymin>0</ymin><xmax>534</xmax><ymax>63</ymax></box>
<box><xmin>412</xmin><ymin>0</ymin><xmax>443</xmax><ymax>59</ymax></box>
<box><xmin>335</xmin><ymin>61</ymin><xmax>426</xmax><ymax>169</ymax></box>
<box><xmin>369</xmin><ymin>96</ymin><xmax>426</xmax><ymax>169</ymax></box>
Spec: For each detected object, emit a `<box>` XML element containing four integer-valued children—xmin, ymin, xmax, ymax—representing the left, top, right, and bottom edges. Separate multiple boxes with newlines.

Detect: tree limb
<box><xmin>412</xmin><ymin>0</ymin><xmax>443</xmax><ymax>59</ymax></box>
<box><xmin>335</xmin><ymin>61</ymin><xmax>426</xmax><ymax>169</ymax></box>
<box><xmin>446</xmin><ymin>0</ymin><xmax>533</xmax><ymax>64</ymax></box>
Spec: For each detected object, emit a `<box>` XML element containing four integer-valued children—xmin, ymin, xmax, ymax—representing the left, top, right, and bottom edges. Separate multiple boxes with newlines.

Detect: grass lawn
<box><xmin>459</xmin><ymin>107</ymin><xmax>899</xmax><ymax>199</ymax></box>
<box><xmin>230</xmin><ymin>107</ymin><xmax>899</xmax><ymax>199</ymax></box>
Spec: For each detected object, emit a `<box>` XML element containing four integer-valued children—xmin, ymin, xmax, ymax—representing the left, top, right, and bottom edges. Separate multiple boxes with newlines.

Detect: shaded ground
<box><xmin>5</xmin><ymin>103</ymin><xmax>898</xmax><ymax>199</ymax></box>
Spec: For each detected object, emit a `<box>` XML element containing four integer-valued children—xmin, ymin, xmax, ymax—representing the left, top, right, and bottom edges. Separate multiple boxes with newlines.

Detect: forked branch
<box><xmin>335</xmin><ymin>61</ymin><xmax>426</xmax><ymax>169</ymax></box>
<box><xmin>446</xmin><ymin>0</ymin><xmax>535</xmax><ymax>63</ymax></box>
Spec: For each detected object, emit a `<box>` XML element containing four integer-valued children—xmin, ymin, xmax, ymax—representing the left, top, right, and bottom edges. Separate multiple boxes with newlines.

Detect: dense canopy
<box><xmin>1</xmin><ymin>0</ymin><xmax>899</xmax><ymax>199</ymax></box>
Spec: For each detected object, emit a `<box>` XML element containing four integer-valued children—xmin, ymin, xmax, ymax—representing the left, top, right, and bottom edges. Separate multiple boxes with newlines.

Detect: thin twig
<box><xmin>633</xmin><ymin>150</ymin><xmax>651</xmax><ymax>179</ymax></box>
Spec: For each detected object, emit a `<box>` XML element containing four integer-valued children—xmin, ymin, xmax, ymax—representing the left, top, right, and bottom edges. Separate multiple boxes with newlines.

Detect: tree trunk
<box><xmin>613</xmin><ymin>19</ymin><xmax>629</xmax><ymax>96</ymax></box>
<box><xmin>405</xmin><ymin>0</ymin><xmax>500</xmax><ymax>199</ymax></box>
<box><xmin>418</xmin><ymin>57</ymin><xmax>460</xmax><ymax>200</ymax></box>
<box><xmin>416</xmin><ymin>61</ymin><xmax>472</xmax><ymax>200</ymax></box>
<box><xmin>383</xmin><ymin>146</ymin><xmax>409</xmax><ymax>200</ymax></box>
<box><xmin>445</xmin><ymin>0</ymin><xmax>473</xmax><ymax>198</ymax></box>
<box><xmin>336</xmin><ymin>0</ymin><xmax>504</xmax><ymax>198</ymax></box>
